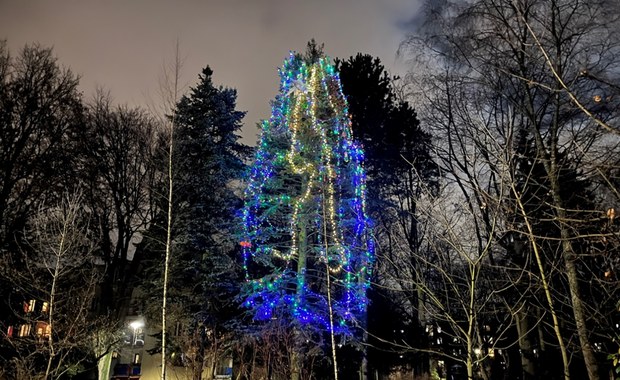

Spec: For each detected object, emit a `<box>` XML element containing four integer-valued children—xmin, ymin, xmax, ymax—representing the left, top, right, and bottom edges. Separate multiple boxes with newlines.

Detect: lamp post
<box><xmin>127</xmin><ymin>319</ymin><xmax>145</xmax><ymax>377</ymax></box>
<box><xmin>129</xmin><ymin>320</ymin><xmax>144</xmax><ymax>347</ymax></box>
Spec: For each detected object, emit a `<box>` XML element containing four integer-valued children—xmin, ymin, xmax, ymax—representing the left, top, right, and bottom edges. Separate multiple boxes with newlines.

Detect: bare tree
<box><xmin>139</xmin><ymin>40</ymin><xmax>185</xmax><ymax>380</ymax></box>
<box><xmin>1</xmin><ymin>192</ymin><xmax>118</xmax><ymax>379</ymax></box>
<box><xmin>401</xmin><ymin>0</ymin><xmax>620</xmax><ymax>378</ymax></box>
<box><xmin>83</xmin><ymin>91</ymin><xmax>160</xmax><ymax>316</ymax></box>
<box><xmin>0</xmin><ymin>41</ymin><xmax>84</xmax><ymax>254</ymax></box>
<box><xmin>231</xmin><ymin>314</ymin><xmax>325</xmax><ymax>380</ymax></box>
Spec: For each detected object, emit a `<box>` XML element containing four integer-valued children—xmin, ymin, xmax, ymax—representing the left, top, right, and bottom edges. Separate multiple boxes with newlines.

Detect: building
<box><xmin>104</xmin><ymin>289</ymin><xmax>233</xmax><ymax>380</ymax></box>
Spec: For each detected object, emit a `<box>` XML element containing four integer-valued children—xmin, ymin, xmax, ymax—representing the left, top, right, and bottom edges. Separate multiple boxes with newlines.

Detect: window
<box><xmin>7</xmin><ymin>326</ymin><xmax>14</xmax><ymax>338</ymax></box>
<box><xmin>41</xmin><ymin>302</ymin><xmax>49</xmax><ymax>313</ymax></box>
<box><xmin>24</xmin><ymin>299</ymin><xmax>36</xmax><ymax>313</ymax></box>
<box><xmin>215</xmin><ymin>357</ymin><xmax>233</xmax><ymax>376</ymax></box>
<box><xmin>18</xmin><ymin>324</ymin><xmax>31</xmax><ymax>337</ymax></box>
<box><xmin>36</xmin><ymin>322</ymin><xmax>50</xmax><ymax>339</ymax></box>
<box><xmin>133</xmin><ymin>353</ymin><xmax>141</xmax><ymax>364</ymax></box>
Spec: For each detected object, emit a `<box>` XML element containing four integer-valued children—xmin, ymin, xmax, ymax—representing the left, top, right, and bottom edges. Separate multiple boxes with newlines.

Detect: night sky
<box><xmin>1</xmin><ymin>0</ymin><xmax>422</xmax><ymax>144</ymax></box>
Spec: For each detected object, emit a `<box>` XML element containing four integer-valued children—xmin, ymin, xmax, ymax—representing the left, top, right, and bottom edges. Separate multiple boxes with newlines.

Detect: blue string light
<box><xmin>241</xmin><ymin>53</ymin><xmax>374</xmax><ymax>336</ymax></box>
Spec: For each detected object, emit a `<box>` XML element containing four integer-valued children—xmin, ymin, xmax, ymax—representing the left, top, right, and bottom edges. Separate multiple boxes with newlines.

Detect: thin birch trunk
<box><xmin>161</xmin><ymin>40</ymin><xmax>181</xmax><ymax>380</ymax></box>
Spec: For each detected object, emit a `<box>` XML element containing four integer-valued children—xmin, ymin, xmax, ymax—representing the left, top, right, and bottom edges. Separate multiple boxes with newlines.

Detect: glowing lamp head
<box><xmin>129</xmin><ymin>320</ymin><xmax>144</xmax><ymax>330</ymax></box>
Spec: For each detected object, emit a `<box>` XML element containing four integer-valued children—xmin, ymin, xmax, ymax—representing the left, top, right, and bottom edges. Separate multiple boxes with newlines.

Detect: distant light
<box><xmin>130</xmin><ymin>320</ymin><xmax>144</xmax><ymax>330</ymax></box>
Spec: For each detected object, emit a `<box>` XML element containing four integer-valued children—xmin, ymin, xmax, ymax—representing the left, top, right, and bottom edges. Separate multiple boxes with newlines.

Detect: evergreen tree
<box><xmin>141</xmin><ymin>66</ymin><xmax>250</xmax><ymax>378</ymax></box>
<box><xmin>173</xmin><ymin>66</ymin><xmax>249</xmax><ymax>253</ymax></box>
<box><xmin>240</xmin><ymin>53</ymin><xmax>375</xmax><ymax>377</ymax></box>
<box><xmin>173</xmin><ymin>66</ymin><xmax>249</xmax><ymax>378</ymax></box>
<box><xmin>336</xmin><ymin>54</ymin><xmax>437</xmax><ymax>213</ymax></box>
<box><xmin>336</xmin><ymin>54</ymin><xmax>438</xmax><ymax>376</ymax></box>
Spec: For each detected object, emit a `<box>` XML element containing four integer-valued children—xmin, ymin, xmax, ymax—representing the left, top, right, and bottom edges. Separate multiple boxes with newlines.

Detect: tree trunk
<box><xmin>549</xmin><ymin>162</ymin><xmax>599</xmax><ymax>379</ymax></box>
<box><xmin>466</xmin><ymin>340</ymin><xmax>474</xmax><ymax>380</ymax></box>
<box><xmin>511</xmin><ymin>175</ymin><xmax>570</xmax><ymax>379</ymax></box>
<box><xmin>291</xmin><ymin>213</ymin><xmax>308</xmax><ymax>380</ymax></box>
<box><xmin>515</xmin><ymin>307</ymin><xmax>536</xmax><ymax>380</ymax></box>
<box><xmin>161</xmin><ymin>40</ymin><xmax>181</xmax><ymax>380</ymax></box>
<box><xmin>44</xmin><ymin>247</ymin><xmax>62</xmax><ymax>380</ymax></box>
<box><xmin>561</xmin><ymin>237</ymin><xmax>599</xmax><ymax>380</ymax></box>
<box><xmin>290</xmin><ymin>335</ymin><xmax>301</xmax><ymax>380</ymax></box>
<box><xmin>194</xmin><ymin>324</ymin><xmax>207</xmax><ymax>380</ymax></box>
<box><xmin>161</xmin><ymin>125</ymin><xmax>173</xmax><ymax>380</ymax></box>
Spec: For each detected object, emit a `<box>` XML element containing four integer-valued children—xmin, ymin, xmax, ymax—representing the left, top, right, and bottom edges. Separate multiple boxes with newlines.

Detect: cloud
<box><xmin>0</xmin><ymin>0</ymin><xmax>422</xmax><ymax>144</ymax></box>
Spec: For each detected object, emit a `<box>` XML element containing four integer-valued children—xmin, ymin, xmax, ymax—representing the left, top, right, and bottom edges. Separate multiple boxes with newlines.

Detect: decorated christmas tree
<box><xmin>240</xmin><ymin>51</ymin><xmax>374</xmax><ymax>346</ymax></box>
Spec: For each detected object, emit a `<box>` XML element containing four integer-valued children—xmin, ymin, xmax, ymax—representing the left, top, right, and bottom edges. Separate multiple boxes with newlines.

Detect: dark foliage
<box><xmin>139</xmin><ymin>65</ymin><xmax>251</xmax><ymax>376</ymax></box>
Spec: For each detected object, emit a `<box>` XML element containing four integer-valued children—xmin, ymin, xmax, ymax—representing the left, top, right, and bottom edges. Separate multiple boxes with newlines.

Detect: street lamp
<box><xmin>129</xmin><ymin>320</ymin><xmax>144</xmax><ymax>347</ymax></box>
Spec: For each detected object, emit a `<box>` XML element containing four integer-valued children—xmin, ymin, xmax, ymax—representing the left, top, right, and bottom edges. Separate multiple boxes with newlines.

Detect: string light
<box><xmin>241</xmin><ymin>53</ymin><xmax>374</xmax><ymax>334</ymax></box>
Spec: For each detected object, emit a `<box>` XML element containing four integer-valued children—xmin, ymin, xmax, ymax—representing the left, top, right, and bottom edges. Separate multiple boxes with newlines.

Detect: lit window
<box><xmin>41</xmin><ymin>302</ymin><xmax>49</xmax><ymax>313</ymax></box>
<box><xmin>7</xmin><ymin>326</ymin><xmax>14</xmax><ymax>338</ymax></box>
<box><xmin>18</xmin><ymin>324</ymin><xmax>31</xmax><ymax>337</ymax></box>
<box><xmin>23</xmin><ymin>300</ymin><xmax>37</xmax><ymax>313</ymax></box>
<box><xmin>35</xmin><ymin>322</ymin><xmax>50</xmax><ymax>338</ymax></box>
<box><xmin>133</xmin><ymin>353</ymin><xmax>141</xmax><ymax>364</ymax></box>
